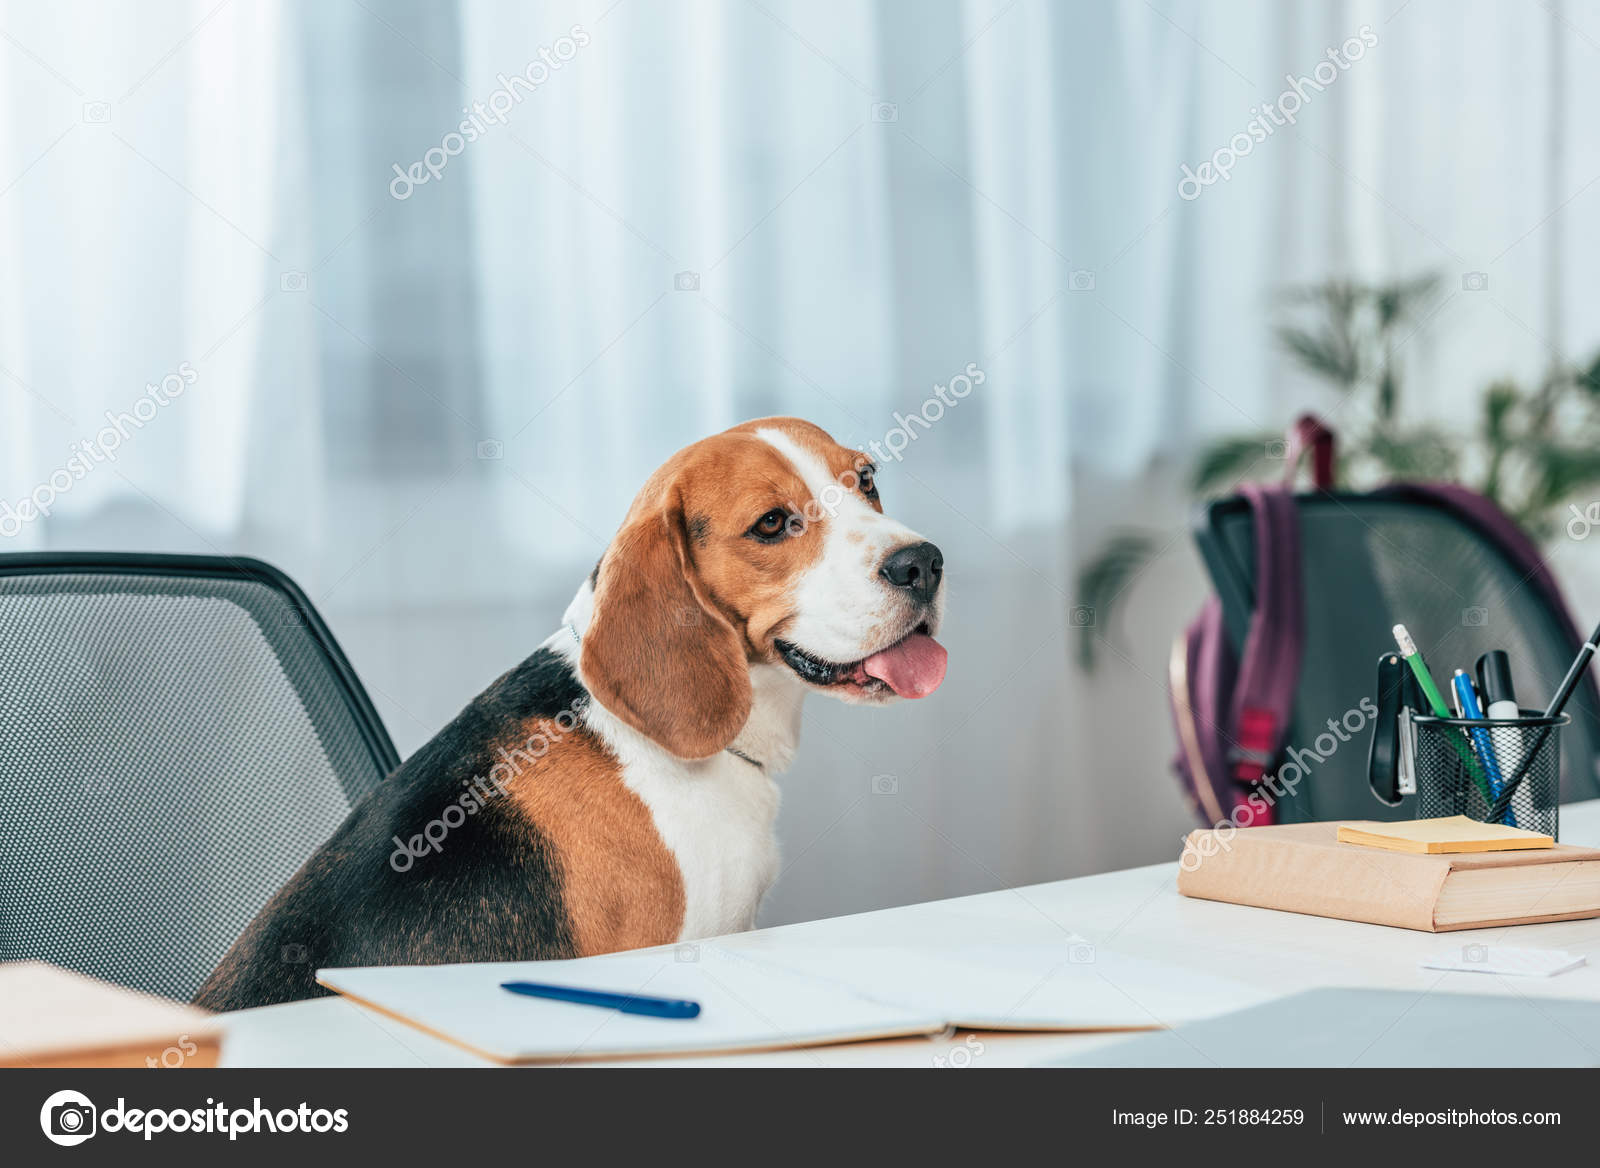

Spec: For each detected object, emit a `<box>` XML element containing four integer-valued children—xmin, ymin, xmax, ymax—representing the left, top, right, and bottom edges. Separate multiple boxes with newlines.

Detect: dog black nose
<box><xmin>880</xmin><ymin>541</ymin><xmax>943</xmax><ymax>605</ymax></box>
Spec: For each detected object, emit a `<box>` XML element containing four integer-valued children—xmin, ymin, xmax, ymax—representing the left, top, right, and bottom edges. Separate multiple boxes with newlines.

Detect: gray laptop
<box><xmin>1050</xmin><ymin>988</ymin><xmax>1600</xmax><ymax>1067</ymax></box>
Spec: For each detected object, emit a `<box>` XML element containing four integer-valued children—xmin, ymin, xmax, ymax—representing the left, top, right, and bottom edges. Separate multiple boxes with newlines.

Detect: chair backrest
<box><xmin>1197</xmin><ymin>494</ymin><xmax>1600</xmax><ymax>823</ymax></box>
<box><xmin>0</xmin><ymin>553</ymin><xmax>397</xmax><ymax>1001</ymax></box>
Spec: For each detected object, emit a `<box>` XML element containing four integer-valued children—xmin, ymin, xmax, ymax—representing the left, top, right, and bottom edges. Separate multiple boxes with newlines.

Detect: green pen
<box><xmin>1392</xmin><ymin>624</ymin><xmax>1493</xmax><ymax>803</ymax></box>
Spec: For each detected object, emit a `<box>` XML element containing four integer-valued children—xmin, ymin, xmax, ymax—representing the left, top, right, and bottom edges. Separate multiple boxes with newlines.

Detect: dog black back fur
<box><xmin>194</xmin><ymin>646</ymin><xmax>587</xmax><ymax>1012</ymax></box>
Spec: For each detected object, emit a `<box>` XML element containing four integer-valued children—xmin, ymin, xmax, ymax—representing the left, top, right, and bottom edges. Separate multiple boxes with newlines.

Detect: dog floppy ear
<box><xmin>581</xmin><ymin>490</ymin><xmax>751</xmax><ymax>759</ymax></box>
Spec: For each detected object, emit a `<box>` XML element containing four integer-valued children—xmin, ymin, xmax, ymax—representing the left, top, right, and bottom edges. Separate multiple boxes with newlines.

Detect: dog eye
<box><xmin>749</xmin><ymin>508</ymin><xmax>792</xmax><ymax>541</ymax></box>
<box><xmin>858</xmin><ymin>464</ymin><xmax>878</xmax><ymax>499</ymax></box>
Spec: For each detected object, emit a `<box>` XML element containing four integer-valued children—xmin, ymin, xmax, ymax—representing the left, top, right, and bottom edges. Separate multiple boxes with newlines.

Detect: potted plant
<box><xmin>1075</xmin><ymin>272</ymin><xmax>1600</xmax><ymax>668</ymax></box>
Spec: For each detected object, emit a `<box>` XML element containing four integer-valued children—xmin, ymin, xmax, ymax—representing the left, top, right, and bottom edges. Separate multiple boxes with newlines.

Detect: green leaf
<box><xmin>1073</xmin><ymin>532</ymin><xmax>1158</xmax><ymax>671</ymax></box>
<box><xmin>1275</xmin><ymin>323</ymin><xmax>1360</xmax><ymax>387</ymax></box>
<box><xmin>1577</xmin><ymin>354</ymin><xmax>1600</xmax><ymax>398</ymax></box>
<box><xmin>1372</xmin><ymin>272</ymin><xmax>1441</xmax><ymax>329</ymax></box>
<box><xmin>1525</xmin><ymin>442</ymin><xmax>1600</xmax><ymax>513</ymax></box>
<box><xmin>1479</xmin><ymin>381</ymin><xmax>1523</xmax><ymax>503</ymax></box>
<box><xmin>1482</xmin><ymin>380</ymin><xmax>1520</xmax><ymax>443</ymax></box>
<box><xmin>1366</xmin><ymin>427</ymin><xmax>1460</xmax><ymax>480</ymax></box>
<box><xmin>1189</xmin><ymin>432</ymin><xmax>1282</xmax><ymax>496</ymax></box>
<box><xmin>1279</xmin><ymin>279</ymin><xmax>1362</xmax><ymax>318</ymax></box>
<box><xmin>1377</xmin><ymin>366</ymin><xmax>1397</xmax><ymax>421</ymax></box>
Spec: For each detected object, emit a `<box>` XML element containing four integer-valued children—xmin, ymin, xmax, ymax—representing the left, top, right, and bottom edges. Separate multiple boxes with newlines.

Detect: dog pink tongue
<box><xmin>861</xmin><ymin>633</ymin><xmax>947</xmax><ymax>698</ymax></box>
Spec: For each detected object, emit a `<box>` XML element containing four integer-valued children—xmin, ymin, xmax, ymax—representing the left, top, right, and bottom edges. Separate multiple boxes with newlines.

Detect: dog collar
<box><xmin>563</xmin><ymin>621</ymin><xmax>764</xmax><ymax>772</ymax></box>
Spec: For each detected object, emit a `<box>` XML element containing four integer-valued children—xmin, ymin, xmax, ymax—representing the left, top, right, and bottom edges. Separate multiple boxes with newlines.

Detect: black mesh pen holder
<box><xmin>1411</xmin><ymin>710</ymin><xmax>1567</xmax><ymax>839</ymax></box>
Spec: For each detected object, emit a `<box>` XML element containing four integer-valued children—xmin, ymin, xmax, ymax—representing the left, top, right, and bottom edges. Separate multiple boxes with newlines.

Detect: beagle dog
<box><xmin>195</xmin><ymin>417</ymin><xmax>947</xmax><ymax>1011</ymax></box>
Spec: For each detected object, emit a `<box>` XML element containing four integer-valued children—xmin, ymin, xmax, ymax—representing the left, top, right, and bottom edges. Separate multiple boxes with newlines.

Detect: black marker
<box><xmin>1475</xmin><ymin>651</ymin><xmax>1519</xmax><ymax>720</ymax></box>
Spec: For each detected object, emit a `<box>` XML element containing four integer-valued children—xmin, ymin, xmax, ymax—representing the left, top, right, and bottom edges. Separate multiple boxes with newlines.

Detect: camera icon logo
<box><xmin>673</xmin><ymin>271</ymin><xmax>700</xmax><ymax>292</ymax></box>
<box><xmin>281</xmin><ymin>942</ymin><xmax>309</xmax><ymax>964</ymax></box>
<box><xmin>870</xmin><ymin>101</ymin><xmax>898</xmax><ymax>123</ymax></box>
<box><xmin>1069</xmin><ymin>269</ymin><xmax>1096</xmax><ymax>291</ymax></box>
<box><xmin>82</xmin><ymin>101</ymin><xmax>111</xmax><ymax>124</ymax></box>
<box><xmin>1461</xmin><ymin>271</ymin><xmax>1489</xmax><ymax>292</ymax></box>
<box><xmin>280</xmin><ymin>270</ymin><xmax>308</xmax><ymax>292</ymax></box>
<box><xmin>40</xmin><ymin>1089</ymin><xmax>97</xmax><ymax>1146</ymax></box>
<box><xmin>1068</xmin><ymin>942</ymin><xmax>1097</xmax><ymax>964</ymax></box>
<box><xmin>674</xmin><ymin>944</ymin><xmax>699</xmax><ymax>963</ymax></box>
<box><xmin>1462</xmin><ymin>943</ymin><xmax>1489</xmax><ymax>964</ymax></box>
<box><xmin>1069</xmin><ymin>605</ymin><xmax>1096</xmax><ymax>627</ymax></box>
<box><xmin>1462</xmin><ymin>606</ymin><xmax>1489</xmax><ymax>628</ymax></box>
<box><xmin>476</xmin><ymin>439</ymin><xmax>504</xmax><ymax>460</ymax></box>
<box><xmin>1265</xmin><ymin>439</ymin><xmax>1289</xmax><ymax>460</ymax></box>
<box><xmin>870</xmin><ymin>774</ymin><xmax>898</xmax><ymax>796</ymax></box>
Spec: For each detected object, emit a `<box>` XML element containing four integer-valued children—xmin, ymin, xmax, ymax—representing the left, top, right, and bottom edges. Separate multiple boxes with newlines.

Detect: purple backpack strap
<box><xmin>1224</xmin><ymin>482</ymin><xmax>1304</xmax><ymax>812</ymax></box>
<box><xmin>1169</xmin><ymin>597</ymin><xmax>1237</xmax><ymax>824</ymax></box>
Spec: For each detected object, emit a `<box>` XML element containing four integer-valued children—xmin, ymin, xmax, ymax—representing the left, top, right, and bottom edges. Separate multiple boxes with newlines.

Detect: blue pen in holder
<box><xmin>1409</xmin><ymin>709</ymin><xmax>1566</xmax><ymax>839</ymax></box>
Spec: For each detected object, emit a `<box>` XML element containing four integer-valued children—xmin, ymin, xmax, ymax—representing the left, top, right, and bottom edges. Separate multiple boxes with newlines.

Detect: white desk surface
<box><xmin>220</xmin><ymin>800</ymin><xmax>1600</xmax><ymax>1068</ymax></box>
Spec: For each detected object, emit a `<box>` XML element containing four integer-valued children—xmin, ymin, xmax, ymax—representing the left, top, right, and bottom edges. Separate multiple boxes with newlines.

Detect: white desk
<box><xmin>220</xmin><ymin>801</ymin><xmax>1600</xmax><ymax>1067</ymax></box>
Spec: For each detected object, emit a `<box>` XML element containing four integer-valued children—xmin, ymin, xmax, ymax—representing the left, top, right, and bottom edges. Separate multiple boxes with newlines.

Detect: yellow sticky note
<box><xmin>1336</xmin><ymin>816</ymin><xmax>1554</xmax><ymax>854</ymax></box>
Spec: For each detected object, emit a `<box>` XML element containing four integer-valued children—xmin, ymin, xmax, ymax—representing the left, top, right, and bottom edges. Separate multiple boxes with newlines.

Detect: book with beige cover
<box><xmin>0</xmin><ymin>962</ymin><xmax>220</xmax><ymax>1068</ymax></box>
<box><xmin>1178</xmin><ymin>822</ymin><xmax>1600</xmax><ymax>931</ymax></box>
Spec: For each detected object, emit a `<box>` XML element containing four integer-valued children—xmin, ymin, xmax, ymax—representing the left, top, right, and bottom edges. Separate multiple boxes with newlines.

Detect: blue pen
<box><xmin>500</xmin><ymin>980</ymin><xmax>701</xmax><ymax>1019</ymax></box>
<box><xmin>1453</xmin><ymin>670</ymin><xmax>1515</xmax><ymax>826</ymax></box>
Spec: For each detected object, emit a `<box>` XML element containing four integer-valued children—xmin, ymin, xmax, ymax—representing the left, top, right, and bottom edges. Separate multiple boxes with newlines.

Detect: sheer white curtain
<box><xmin>1</xmin><ymin>0</ymin><xmax>1595</xmax><ymax>921</ymax></box>
<box><xmin>0</xmin><ymin>2</ymin><xmax>291</xmax><ymax>542</ymax></box>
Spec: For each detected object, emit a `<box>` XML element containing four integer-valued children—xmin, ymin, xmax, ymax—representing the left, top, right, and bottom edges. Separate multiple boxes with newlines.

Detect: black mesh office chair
<box><xmin>1196</xmin><ymin>493</ymin><xmax>1600</xmax><ymax>823</ymax></box>
<box><xmin>0</xmin><ymin>553</ymin><xmax>398</xmax><ymax>1001</ymax></box>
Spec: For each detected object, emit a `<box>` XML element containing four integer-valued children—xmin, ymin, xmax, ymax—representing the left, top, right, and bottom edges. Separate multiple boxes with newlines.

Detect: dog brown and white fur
<box><xmin>195</xmin><ymin>418</ymin><xmax>947</xmax><ymax>1011</ymax></box>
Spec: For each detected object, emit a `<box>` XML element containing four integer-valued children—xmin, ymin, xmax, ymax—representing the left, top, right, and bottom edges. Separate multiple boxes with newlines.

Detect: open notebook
<box><xmin>317</xmin><ymin>941</ymin><xmax>1256</xmax><ymax>1063</ymax></box>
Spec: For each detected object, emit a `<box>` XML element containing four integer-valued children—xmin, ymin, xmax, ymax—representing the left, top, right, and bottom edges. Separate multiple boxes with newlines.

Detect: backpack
<box><xmin>1168</xmin><ymin>414</ymin><xmax>1594</xmax><ymax>828</ymax></box>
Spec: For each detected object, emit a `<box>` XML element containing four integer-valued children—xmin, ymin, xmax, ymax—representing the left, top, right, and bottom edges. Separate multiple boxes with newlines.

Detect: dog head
<box><xmin>580</xmin><ymin>417</ymin><xmax>947</xmax><ymax>759</ymax></box>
